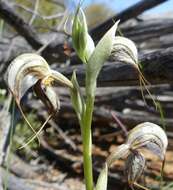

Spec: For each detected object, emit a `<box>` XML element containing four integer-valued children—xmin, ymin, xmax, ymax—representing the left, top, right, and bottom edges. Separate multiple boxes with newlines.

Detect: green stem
<box><xmin>81</xmin><ymin>96</ymin><xmax>94</xmax><ymax>190</ymax></box>
<box><xmin>4</xmin><ymin>98</ymin><xmax>15</xmax><ymax>190</ymax></box>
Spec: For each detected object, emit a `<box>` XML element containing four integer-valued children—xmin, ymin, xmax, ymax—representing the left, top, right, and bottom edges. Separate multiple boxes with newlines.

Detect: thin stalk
<box><xmin>81</xmin><ymin>95</ymin><xmax>94</xmax><ymax>190</ymax></box>
<box><xmin>4</xmin><ymin>99</ymin><xmax>15</xmax><ymax>190</ymax></box>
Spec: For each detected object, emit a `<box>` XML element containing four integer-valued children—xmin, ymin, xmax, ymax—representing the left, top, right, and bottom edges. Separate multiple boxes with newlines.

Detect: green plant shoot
<box><xmin>5</xmin><ymin>5</ymin><xmax>168</xmax><ymax>190</ymax></box>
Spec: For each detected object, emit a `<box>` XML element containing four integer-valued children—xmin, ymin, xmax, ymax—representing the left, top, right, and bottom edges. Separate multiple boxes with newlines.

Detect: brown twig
<box><xmin>111</xmin><ymin>111</ymin><xmax>128</xmax><ymax>136</ymax></box>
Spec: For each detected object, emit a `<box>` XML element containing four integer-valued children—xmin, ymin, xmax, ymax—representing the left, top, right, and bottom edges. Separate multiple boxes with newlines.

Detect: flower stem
<box><xmin>81</xmin><ymin>96</ymin><xmax>94</xmax><ymax>190</ymax></box>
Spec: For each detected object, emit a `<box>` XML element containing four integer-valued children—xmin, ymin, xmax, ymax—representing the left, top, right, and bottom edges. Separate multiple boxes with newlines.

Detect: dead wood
<box><xmin>26</xmin><ymin>94</ymin><xmax>173</xmax><ymax>131</ymax></box>
<box><xmin>123</xmin><ymin>19</ymin><xmax>173</xmax><ymax>44</ymax></box>
<box><xmin>0</xmin><ymin>1</ymin><xmax>67</xmax><ymax>63</ymax></box>
<box><xmin>0</xmin><ymin>1</ymin><xmax>42</xmax><ymax>49</ymax></box>
<box><xmin>40</xmin><ymin>138</ymin><xmax>81</xmax><ymax>175</ymax></box>
<box><xmin>59</xmin><ymin>47</ymin><xmax>173</xmax><ymax>87</ymax></box>
<box><xmin>90</xmin><ymin>0</ymin><xmax>169</xmax><ymax>41</ymax></box>
<box><xmin>0</xmin><ymin>0</ymin><xmax>170</xmax><ymax>66</ymax></box>
<box><xmin>0</xmin><ymin>166</ymin><xmax>68</xmax><ymax>190</ymax></box>
<box><xmin>3</xmin><ymin>154</ymin><xmax>38</xmax><ymax>179</ymax></box>
<box><xmin>0</xmin><ymin>107</ymin><xmax>11</xmax><ymax>165</ymax></box>
<box><xmin>1</xmin><ymin>47</ymin><xmax>173</xmax><ymax>89</ymax></box>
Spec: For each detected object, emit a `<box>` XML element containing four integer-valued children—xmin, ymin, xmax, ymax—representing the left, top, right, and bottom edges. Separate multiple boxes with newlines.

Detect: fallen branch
<box><xmin>0</xmin><ymin>1</ymin><xmax>42</xmax><ymax>49</ymax></box>
<box><xmin>0</xmin><ymin>0</ymin><xmax>170</xmax><ymax>66</ymax></box>
<box><xmin>0</xmin><ymin>1</ymin><xmax>67</xmax><ymax>63</ymax></box>
<box><xmin>0</xmin><ymin>102</ymin><xmax>11</xmax><ymax>165</ymax></box>
<box><xmin>90</xmin><ymin>0</ymin><xmax>169</xmax><ymax>41</ymax></box>
<box><xmin>4</xmin><ymin>154</ymin><xmax>38</xmax><ymax>179</ymax></box>
<box><xmin>0</xmin><ymin>166</ymin><xmax>68</xmax><ymax>190</ymax></box>
<box><xmin>123</xmin><ymin>19</ymin><xmax>173</xmax><ymax>44</ymax></box>
<box><xmin>59</xmin><ymin>47</ymin><xmax>173</xmax><ymax>87</ymax></box>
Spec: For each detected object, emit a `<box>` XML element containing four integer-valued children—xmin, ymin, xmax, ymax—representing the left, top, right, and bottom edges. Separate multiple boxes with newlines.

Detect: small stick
<box><xmin>111</xmin><ymin>111</ymin><xmax>128</xmax><ymax>136</ymax></box>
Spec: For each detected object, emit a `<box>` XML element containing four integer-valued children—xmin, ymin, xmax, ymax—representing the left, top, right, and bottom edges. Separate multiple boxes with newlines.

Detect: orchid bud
<box><xmin>72</xmin><ymin>8</ymin><xmax>94</xmax><ymax>63</ymax></box>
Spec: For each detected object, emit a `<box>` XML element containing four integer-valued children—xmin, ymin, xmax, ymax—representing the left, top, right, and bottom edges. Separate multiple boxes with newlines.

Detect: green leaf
<box><xmin>95</xmin><ymin>164</ymin><xmax>108</xmax><ymax>190</ymax></box>
<box><xmin>70</xmin><ymin>71</ymin><xmax>85</xmax><ymax>120</ymax></box>
<box><xmin>86</xmin><ymin>20</ymin><xmax>119</xmax><ymax>96</ymax></box>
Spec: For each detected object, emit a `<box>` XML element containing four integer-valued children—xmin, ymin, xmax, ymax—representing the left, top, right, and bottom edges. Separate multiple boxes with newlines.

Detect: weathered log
<box><xmin>40</xmin><ymin>139</ymin><xmax>81</xmax><ymax>175</ymax></box>
<box><xmin>93</xmin><ymin>107</ymin><xmax>172</xmax><ymax>128</ymax></box>
<box><xmin>59</xmin><ymin>47</ymin><xmax>173</xmax><ymax>87</ymax></box>
<box><xmin>0</xmin><ymin>1</ymin><xmax>42</xmax><ymax>49</ymax></box>
<box><xmin>26</xmin><ymin>94</ymin><xmax>173</xmax><ymax>131</ymax></box>
<box><xmin>0</xmin><ymin>0</ymin><xmax>170</xmax><ymax>65</ymax></box>
<box><xmin>90</xmin><ymin>0</ymin><xmax>169</xmax><ymax>41</ymax></box>
<box><xmin>121</xmin><ymin>17</ymin><xmax>173</xmax><ymax>44</ymax></box>
<box><xmin>0</xmin><ymin>1</ymin><xmax>67</xmax><ymax>63</ymax></box>
<box><xmin>1</xmin><ymin>47</ymin><xmax>173</xmax><ymax>88</ymax></box>
<box><xmin>0</xmin><ymin>167</ymin><xmax>68</xmax><ymax>190</ymax></box>
<box><xmin>4</xmin><ymin>154</ymin><xmax>38</xmax><ymax>179</ymax></box>
<box><xmin>0</xmin><ymin>108</ymin><xmax>11</xmax><ymax>165</ymax></box>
